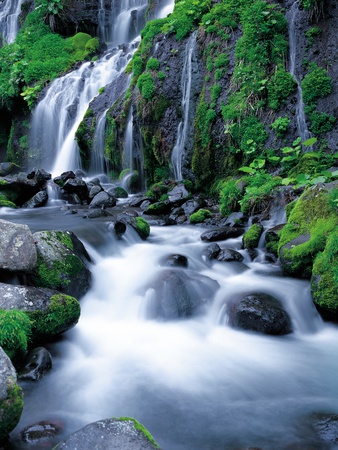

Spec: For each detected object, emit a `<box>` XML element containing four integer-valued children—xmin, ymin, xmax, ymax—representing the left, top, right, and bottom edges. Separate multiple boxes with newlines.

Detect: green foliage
<box><xmin>307</xmin><ymin>111</ymin><xmax>336</xmax><ymax>135</ymax></box>
<box><xmin>0</xmin><ymin>377</ymin><xmax>23</xmax><ymax>442</ymax></box>
<box><xmin>271</xmin><ymin>116</ymin><xmax>291</xmax><ymax>138</ymax></box>
<box><xmin>137</xmin><ymin>72</ymin><xmax>155</xmax><ymax>100</ymax></box>
<box><xmin>132</xmin><ymin>55</ymin><xmax>144</xmax><ymax>77</ymax></box>
<box><xmin>302</xmin><ymin>63</ymin><xmax>332</xmax><ymax>104</ymax></box>
<box><xmin>85</xmin><ymin>38</ymin><xmax>99</xmax><ymax>54</ymax></box>
<box><xmin>218</xmin><ymin>178</ymin><xmax>243</xmax><ymax>216</ymax></box>
<box><xmin>267</xmin><ymin>66</ymin><xmax>297</xmax><ymax>110</ymax></box>
<box><xmin>0</xmin><ymin>309</ymin><xmax>31</xmax><ymax>361</ymax></box>
<box><xmin>239</xmin><ymin>172</ymin><xmax>281</xmax><ymax>215</ymax></box>
<box><xmin>190</xmin><ymin>208</ymin><xmax>212</xmax><ymax>223</ymax></box>
<box><xmin>146</xmin><ymin>57</ymin><xmax>160</xmax><ymax>71</ymax></box>
<box><xmin>305</xmin><ymin>26</ymin><xmax>321</xmax><ymax>46</ymax></box>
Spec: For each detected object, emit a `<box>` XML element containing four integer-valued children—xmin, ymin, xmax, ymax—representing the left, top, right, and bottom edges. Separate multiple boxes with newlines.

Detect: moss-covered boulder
<box><xmin>29</xmin><ymin>230</ymin><xmax>91</xmax><ymax>299</ymax></box>
<box><xmin>311</xmin><ymin>227</ymin><xmax>338</xmax><ymax>321</ymax></box>
<box><xmin>53</xmin><ymin>417</ymin><xmax>160</xmax><ymax>449</ymax></box>
<box><xmin>0</xmin><ymin>346</ymin><xmax>23</xmax><ymax>442</ymax></box>
<box><xmin>242</xmin><ymin>223</ymin><xmax>264</xmax><ymax>250</ymax></box>
<box><xmin>278</xmin><ymin>184</ymin><xmax>338</xmax><ymax>278</ymax></box>
<box><xmin>0</xmin><ymin>284</ymin><xmax>80</xmax><ymax>342</ymax></box>
<box><xmin>190</xmin><ymin>208</ymin><xmax>212</xmax><ymax>224</ymax></box>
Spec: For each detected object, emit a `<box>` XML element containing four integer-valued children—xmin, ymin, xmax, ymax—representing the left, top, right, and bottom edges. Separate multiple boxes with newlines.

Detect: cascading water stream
<box><xmin>171</xmin><ymin>31</ymin><xmax>197</xmax><ymax>181</ymax></box>
<box><xmin>0</xmin><ymin>0</ymin><xmax>24</xmax><ymax>44</ymax></box>
<box><xmin>287</xmin><ymin>0</ymin><xmax>311</xmax><ymax>142</ymax></box>
<box><xmin>3</xmin><ymin>205</ymin><xmax>338</xmax><ymax>450</ymax></box>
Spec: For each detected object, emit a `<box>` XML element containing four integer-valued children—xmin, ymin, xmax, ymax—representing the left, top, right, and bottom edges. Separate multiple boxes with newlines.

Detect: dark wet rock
<box><xmin>204</xmin><ymin>243</ymin><xmax>221</xmax><ymax>260</ymax></box>
<box><xmin>0</xmin><ymin>219</ymin><xmax>37</xmax><ymax>272</ymax></box>
<box><xmin>107</xmin><ymin>186</ymin><xmax>128</xmax><ymax>198</ymax></box>
<box><xmin>114</xmin><ymin>213</ymin><xmax>150</xmax><ymax>240</ymax></box>
<box><xmin>145</xmin><ymin>269</ymin><xmax>219</xmax><ymax>320</ymax></box>
<box><xmin>140</xmin><ymin>200</ymin><xmax>152</xmax><ymax>210</ymax></box>
<box><xmin>310</xmin><ymin>413</ymin><xmax>338</xmax><ymax>445</ymax></box>
<box><xmin>182</xmin><ymin>197</ymin><xmax>205</xmax><ymax>216</ymax></box>
<box><xmin>159</xmin><ymin>254</ymin><xmax>188</xmax><ymax>268</ymax></box>
<box><xmin>168</xmin><ymin>184</ymin><xmax>189</xmax><ymax>205</ymax></box>
<box><xmin>53</xmin><ymin>171</ymin><xmax>76</xmax><ymax>187</ymax></box>
<box><xmin>112</xmin><ymin>221</ymin><xmax>127</xmax><ymax>238</ymax></box>
<box><xmin>27</xmin><ymin>168</ymin><xmax>51</xmax><ymax>186</ymax></box>
<box><xmin>0</xmin><ymin>162</ymin><xmax>20</xmax><ymax>176</ymax></box>
<box><xmin>62</xmin><ymin>177</ymin><xmax>88</xmax><ymax>203</ymax></box>
<box><xmin>129</xmin><ymin>196</ymin><xmax>148</xmax><ymax>207</ymax></box>
<box><xmin>169</xmin><ymin>206</ymin><xmax>185</xmax><ymax>224</ymax></box>
<box><xmin>144</xmin><ymin>201</ymin><xmax>172</xmax><ymax>216</ymax></box>
<box><xmin>89</xmin><ymin>191</ymin><xmax>116</xmax><ymax>209</ymax></box>
<box><xmin>20</xmin><ymin>420</ymin><xmax>62</xmax><ymax>445</ymax></box>
<box><xmin>28</xmin><ymin>230</ymin><xmax>91</xmax><ymax>299</ymax></box>
<box><xmin>22</xmin><ymin>190</ymin><xmax>48</xmax><ymax>208</ymax></box>
<box><xmin>82</xmin><ymin>209</ymin><xmax>110</xmax><ymax>219</ymax></box>
<box><xmin>265</xmin><ymin>223</ymin><xmax>284</xmax><ymax>256</ymax></box>
<box><xmin>0</xmin><ymin>346</ymin><xmax>23</xmax><ymax>441</ymax></box>
<box><xmin>220</xmin><ymin>212</ymin><xmax>247</xmax><ymax>228</ymax></box>
<box><xmin>0</xmin><ymin>283</ymin><xmax>80</xmax><ymax>341</ymax></box>
<box><xmin>0</xmin><ymin>174</ymin><xmax>41</xmax><ymax>206</ymax></box>
<box><xmin>53</xmin><ymin>417</ymin><xmax>160</xmax><ymax>450</ymax></box>
<box><xmin>279</xmin><ymin>233</ymin><xmax>311</xmax><ymax>278</ymax></box>
<box><xmin>228</xmin><ymin>292</ymin><xmax>292</xmax><ymax>335</ymax></box>
<box><xmin>75</xmin><ymin>169</ymin><xmax>85</xmax><ymax>178</ymax></box>
<box><xmin>217</xmin><ymin>248</ymin><xmax>244</xmax><ymax>263</ymax></box>
<box><xmin>200</xmin><ymin>227</ymin><xmax>245</xmax><ymax>242</ymax></box>
<box><xmin>18</xmin><ymin>347</ymin><xmax>52</xmax><ymax>381</ymax></box>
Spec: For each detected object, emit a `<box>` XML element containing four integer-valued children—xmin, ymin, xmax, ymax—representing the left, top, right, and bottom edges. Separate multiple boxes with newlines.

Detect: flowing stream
<box><xmin>1</xmin><ymin>206</ymin><xmax>338</xmax><ymax>449</ymax></box>
<box><xmin>0</xmin><ymin>0</ymin><xmax>24</xmax><ymax>44</ymax></box>
<box><xmin>287</xmin><ymin>0</ymin><xmax>311</xmax><ymax>142</ymax></box>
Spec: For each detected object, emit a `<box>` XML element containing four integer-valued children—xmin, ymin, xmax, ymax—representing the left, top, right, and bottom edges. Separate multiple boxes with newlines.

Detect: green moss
<box><xmin>190</xmin><ymin>208</ymin><xmax>212</xmax><ymax>224</ymax></box>
<box><xmin>27</xmin><ymin>294</ymin><xmax>80</xmax><ymax>340</ymax></box>
<box><xmin>116</xmin><ymin>417</ymin><xmax>160</xmax><ymax>448</ymax></box>
<box><xmin>135</xmin><ymin>217</ymin><xmax>150</xmax><ymax>239</ymax></box>
<box><xmin>0</xmin><ymin>377</ymin><xmax>23</xmax><ymax>441</ymax></box>
<box><xmin>0</xmin><ymin>309</ymin><xmax>31</xmax><ymax>362</ymax></box>
<box><xmin>311</xmin><ymin>227</ymin><xmax>338</xmax><ymax>320</ymax></box>
<box><xmin>146</xmin><ymin>57</ymin><xmax>160</xmax><ymax>71</ymax></box>
<box><xmin>278</xmin><ymin>185</ymin><xmax>338</xmax><ymax>277</ymax></box>
<box><xmin>243</xmin><ymin>223</ymin><xmax>264</xmax><ymax>249</ymax></box>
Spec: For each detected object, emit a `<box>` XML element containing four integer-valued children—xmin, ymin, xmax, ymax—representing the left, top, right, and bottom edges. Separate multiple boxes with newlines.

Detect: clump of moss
<box><xmin>243</xmin><ymin>223</ymin><xmax>264</xmax><ymax>250</ymax></box>
<box><xmin>0</xmin><ymin>376</ymin><xmax>23</xmax><ymax>442</ymax></box>
<box><xmin>0</xmin><ymin>309</ymin><xmax>31</xmax><ymax>362</ymax></box>
<box><xmin>134</xmin><ymin>217</ymin><xmax>150</xmax><ymax>239</ymax></box>
<box><xmin>190</xmin><ymin>209</ymin><xmax>212</xmax><ymax>224</ymax></box>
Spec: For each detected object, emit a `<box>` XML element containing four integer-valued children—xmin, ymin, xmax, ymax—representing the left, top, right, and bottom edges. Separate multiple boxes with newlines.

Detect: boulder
<box><xmin>20</xmin><ymin>421</ymin><xmax>62</xmax><ymax>447</ymax></box>
<box><xmin>217</xmin><ymin>248</ymin><xmax>244</xmax><ymax>263</ymax></box>
<box><xmin>18</xmin><ymin>347</ymin><xmax>52</xmax><ymax>382</ymax></box>
<box><xmin>0</xmin><ymin>174</ymin><xmax>41</xmax><ymax>206</ymax></box>
<box><xmin>113</xmin><ymin>214</ymin><xmax>150</xmax><ymax>240</ymax></box>
<box><xmin>62</xmin><ymin>177</ymin><xmax>88</xmax><ymax>203</ymax></box>
<box><xmin>200</xmin><ymin>227</ymin><xmax>245</xmax><ymax>242</ymax></box>
<box><xmin>168</xmin><ymin>184</ymin><xmax>189</xmax><ymax>205</ymax></box>
<box><xmin>53</xmin><ymin>417</ymin><xmax>160</xmax><ymax>450</ymax></box>
<box><xmin>0</xmin><ymin>284</ymin><xmax>81</xmax><ymax>341</ymax></box>
<box><xmin>242</xmin><ymin>223</ymin><xmax>264</xmax><ymax>250</ymax></box>
<box><xmin>264</xmin><ymin>223</ymin><xmax>284</xmax><ymax>256</ymax></box>
<box><xmin>144</xmin><ymin>201</ymin><xmax>171</xmax><ymax>216</ymax></box>
<box><xmin>144</xmin><ymin>269</ymin><xmax>219</xmax><ymax>320</ymax></box>
<box><xmin>28</xmin><ymin>230</ymin><xmax>91</xmax><ymax>299</ymax></box>
<box><xmin>27</xmin><ymin>168</ymin><xmax>51</xmax><ymax>186</ymax></box>
<box><xmin>22</xmin><ymin>190</ymin><xmax>48</xmax><ymax>208</ymax></box>
<box><xmin>89</xmin><ymin>191</ymin><xmax>116</xmax><ymax>209</ymax></box>
<box><xmin>228</xmin><ymin>292</ymin><xmax>292</xmax><ymax>335</ymax></box>
<box><xmin>0</xmin><ymin>346</ymin><xmax>23</xmax><ymax>442</ymax></box>
<box><xmin>53</xmin><ymin>171</ymin><xmax>76</xmax><ymax>187</ymax></box>
<box><xmin>0</xmin><ymin>219</ymin><xmax>37</xmax><ymax>272</ymax></box>
<box><xmin>88</xmin><ymin>184</ymin><xmax>103</xmax><ymax>200</ymax></box>
<box><xmin>159</xmin><ymin>254</ymin><xmax>188</xmax><ymax>268</ymax></box>
<box><xmin>0</xmin><ymin>162</ymin><xmax>20</xmax><ymax>177</ymax></box>
<box><xmin>221</xmin><ymin>212</ymin><xmax>247</xmax><ymax>228</ymax></box>
<box><xmin>107</xmin><ymin>186</ymin><xmax>128</xmax><ymax>198</ymax></box>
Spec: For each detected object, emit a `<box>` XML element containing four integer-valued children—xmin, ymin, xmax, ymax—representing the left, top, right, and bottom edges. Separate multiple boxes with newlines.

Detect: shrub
<box><xmin>85</xmin><ymin>37</ymin><xmax>99</xmax><ymax>54</ymax></box>
<box><xmin>302</xmin><ymin>63</ymin><xmax>332</xmax><ymax>104</ymax></box>
<box><xmin>137</xmin><ymin>72</ymin><xmax>155</xmax><ymax>100</ymax></box>
<box><xmin>271</xmin><ymin>116</ymin><xmax>291</xmax><ymax>137</ymax></box>
<box><xmin>146</xmin><ymin>57</ymin><xmax>160</xmax><ymax>71</ymax></box>
<box><xmin>218</xmin><ymin>178</ymin><xmax>243</xmax><ymax>216</ymax></box>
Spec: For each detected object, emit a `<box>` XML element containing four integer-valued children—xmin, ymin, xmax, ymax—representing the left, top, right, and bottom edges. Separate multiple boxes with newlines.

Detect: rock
<box><xmin>53</xmin><ymin>417</ymin><xmax>160</xmax><ymax>450</ymax></box>
<box><xmin>0</xmin><ymin>219</ymin><xmax>37</xmax><ymax>272</ymax></box>
<box><xmin>310</xmin><ymin>413</ymin><xmax>338</xmax><ymax>445</ymax></box>
<box><xmin>242</xmin><ymin>223</ymin><xmax>264</xmax><ymax>250</ymax></box>
<box><xmin>18</xmin><ymin>347</ymin><xmax>52</xmax><ymax>381</ymax></box>
<box><xmin>203</xmin><ymin>243</ymin><xmax>221</xmax><ymax>260</ymax></box>
<box><xmin>144</xmin><ymin>201</ymin><xmax>171</xmax><ymax>216</ymax></box>
<box><xmin>217</xmin><ymin>248</ymin><xmax>244</xmax><ymax>263</ymax></box>
<box><xmin>28</xmin><ymin>230</ymin><xmax>91</xmax><ymax>299</ymax></box>
<box><xmin>88</xmin><ymin>184</ymin><xmax>103</xmax><ymax>200</ymax></box>
<box><xmin>0</xmin><ymin>346</ymin><xmax>23</xmax><ymax>442</ymax></box>
<box><xmin>0</xmin><ymin>162</ymin><xmax>20</xmax><ymax>176</ymax></box>
<box><xmin>0</xmin><ymin>284</ymin><xmax>81</xmax><ymax>341</ymax></box>
<box><xmin>200</xmin><ymin>227</ymin><xmax>245</xmax><ymax>242</ymax></box>
<box><xmin>20</xmin><ymin>420</ymin><xmax>62</xmax><ymax>446</ymax></box>
<box><xmin>182</xmin><ymin>197</ymin><xmax>205</xmax><ymax>216</ymax></box>
<box><xmin>168</xmin><ymin>184</ymin><xmax>189</xmax><ymax>205</ymax></box>
<box><xmin>279</xmin><ymin>233</ymin><xmax>311</xmax><ymax>278</ymax></box>
<box><xmin>159</xmin><ymin>254</ymin><xmax>188</xmax><ymax>268</ymax></box>
<box><xmin>129</xmin><ymin>196</ymin><xmax>147</xmax><ymax>207</ymax></box>
<box><xmin>144</xmin><ymin>269</ymin><xmax>219</xmax><ymax>320</ymax></box>
<box><xmin>112</xmin><ymin>221</ymin><xmax>127</xmax><ymax>238</ymax></box>
<box><xmin>228</xmin><ymin>292</ymin><xmax>292</xmax><ymax>335</ymax></box>
<box><xmin>82</xmin><ymin>209</ymin><xmax>109</xmax><ymax>219</ymax></box>
<box><xmin>107</xmin><ymin>186</ymin><xmax>128</xmax><ymax>198</ymax></box>
<box><xmin>22</xmin><ymin>190</ymin><xmax>48</xmax><ymax>208</ymax></box>
<box><xmin>265</xmin><ymin>223</ymin><xmax>284</xmax><ymax>256</ymax></box>
<box><xmin>27</xmin><ymin>168</ymin><xmax>51</xmax><ymax>186</ymax></box>
<box><xmin>114</xmin><ymin>214</ymin><xmax>150</xmax><ymax>240</ymax></box>
<box><xmin>62</xmin><ymin>177</ymin><xmax>88</xmax><ymax>203</ymax></box>
<box><xmin>53</xmin><ymin>171</ymin><xmax>76</xmax><ymax>187</ymax></box>
<box><xmin>89</xmin><ymin>191</ymin><xmax>116</xmax><ymax>209</ymax></box>
<box><xmin>221</xmin><ymin>212</ymin><xmax>247</xmax><ymax>228</ymax></box>
<box><xmin>0</xmin><ymin>174</ymin><xmax>41</xmax><ymax>206</ymax></box>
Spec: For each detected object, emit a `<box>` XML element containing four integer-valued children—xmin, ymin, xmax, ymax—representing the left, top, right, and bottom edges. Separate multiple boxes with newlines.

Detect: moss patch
<box><xmin>0</xmin><ymin>377</ymin><xmax>23</xmax><ymax>441</ymax></box>
<box><xmin>243</xmin><ymin>223</ymin><xmax>264</xmax><ymax>250</ymax></box>
<box><xmin>190</xmin><ymin>209</ymin><xmax>212</xmax><ymax>224</ymax></box>
<box><xmin>116</xmin><ymin>417</ymin><xmax>160</xmax><ymax>448</ymax></box>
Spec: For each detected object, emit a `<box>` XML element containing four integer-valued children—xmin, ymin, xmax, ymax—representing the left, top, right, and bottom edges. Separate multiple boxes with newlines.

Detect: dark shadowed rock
<box><xmin>0</xmin><ymin>219</ymin><xmax>37</xmax><ymax>272</ymax></box>
<box><xmin>0</xmin><ymin>162</ymin><xmax>20</xmax><ymax>176</ymax></box>
<box><xmin>228</xmin><ymin>292</ymin><xmax>292</xmax><ymax>335</ymax></box>
<box><xmin>18</xmin><ymin>347</ymin><xmax>52</xmax><ymax>382</ymax></box>
<box><xmin>200</xmin><ymin>227</ymin><xmax>245</xmax><ymax>242</ymax></box>
<box><xmin>221</xmin><ymin>212</ymin><xmax>247</xmax><ymax>228</ymax></box>
<box><xmin>217</xmin><ymin>248</ymin><xmax>244</xmax><ymax>262</ymax></box>
<box><xmin>159</xmin><ymin>254</ymin><xmax>188</xmax><ymax>268</ymax></box>
<box><xmin>27</xmin><ymin>168</ymin><xmax>51</xmax><ymax>186</ymax></box>
<box><xmin>82</xmin><ymin>209</ymin><xmax>110</xmax><ymax>219</ymax></box>
<box><xmin>89</xmin><ymin>191</ymin><xmax>116</xmax><ymax>209</ymax></box>
<box><xmin>62</xmin><ymin>177</ymin><xmax>88</xmax><ymax>202</ymax></box>
<box><xmin>310</xmin><ymin>413</ymin><xmax>338</xmax><ymax>445</ymax></box>
<box><xmin>168</xmin><ymin>184</ymin><xmax>189</xmax><ymax>205</ymax></box>
<box><xmin>203</xmin><ymin>243</ymin><xmax>221</xmax><ymax>260</ymax></box>
<box><xmin>53</xmin><ymin>418</ymin><xmax>160</xmax><ymax>450</ymax></box>
<box><xmin>22</xmin><ymin>190</ymin><xmax>48</xmax><ymax>208</ymax></box>
<box><xmin>144</xmin><ymin>269</ymin><xmax>219</xmax><ymax>320</ymax></box>
<box><xmin>20</xmin><ymin>421</ymin><xmax>62</xmax><ymax>446</ymax></box>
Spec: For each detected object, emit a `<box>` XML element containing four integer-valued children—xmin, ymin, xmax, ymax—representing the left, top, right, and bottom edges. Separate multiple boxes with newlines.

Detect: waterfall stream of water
<box><xmin>2</xmin><ymin>205</ymin><xmax>337</xmax><ymax>450</ymax></box>
<box><xmin>0</xmin><ymin>0</ymin><xmax>24</xmax><ymax>44</ymax></box>
<box><xmin>171</xmin><ymin>31</ymin><xmax>197</xmax><ymax>181</ymax></box>
<box><xmin>287</xmin><ymin>1</ymin><xmax>311</xmax><ymax>142</ymax></box>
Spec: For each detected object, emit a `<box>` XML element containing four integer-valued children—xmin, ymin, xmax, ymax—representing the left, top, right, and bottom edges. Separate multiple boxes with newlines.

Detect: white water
<box><xmin>171</xmin><ymin>31</ymin><xmax>197</xmax><ymax>181</ymax></box>
<box><xmin>110</xmin><ymin>0</ymin><xmax>148</xmax><ymax>48</ymax></box>
<box><xmin>287</xmin><ymin>1</ymin><xmax>311</xmax><ymax>142</ymax></box>
<box><xmin>123</xmin><ymin>106</ymin><xmax>134</xmax><ymax>171</ymax></box>
<box><xmin>0</xmin><ymin>0</ymin><xmax>24</xmax><ymax>44</ymax></box>
<box><xmin>8</xmin><ymin>220</ymin><xmax>338</xmax><ymax>450</ymax></box>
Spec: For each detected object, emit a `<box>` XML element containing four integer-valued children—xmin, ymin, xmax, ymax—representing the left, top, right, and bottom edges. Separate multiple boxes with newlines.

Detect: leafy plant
<box><xmin>271</xmin><ymin>116</ymin><xmax>291</xmax><ymax>138</ymax></box>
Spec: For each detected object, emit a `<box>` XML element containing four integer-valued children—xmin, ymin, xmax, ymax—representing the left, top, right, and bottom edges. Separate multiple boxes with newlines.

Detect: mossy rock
<box><xmin>190</xmin><ymin>209</ymin><xmax>212</xmax><ymax>224</ymax></box>
<box><xmin>242</xmin><ymin>223</ymin><xmax>264</xmax><ymax>250</ymax></box>
<box><xmin>311</xmin><ymin>226</ymin><xmax>338</xmax><ymax>321</ymax></box>
<box><xmin>0</xmin><ymin>348</ymin><xmax>24</xmax><ymax>442</ymax></box>
<box><xmin>265</xmin><ymin>224</ymin><xmax>284</xmax><ymax>256</ymax></box>
<box><xmin>134</xmin><ymin>217</ymin><xmax>150</xmax><ymax>240</ymax></box>
<box><xmin>278</xmin><ymin>184</ymin><xmax>338</xmax><ymax>278</ymax></box>
<box><xmin>144</xmin><ymin>201</ymin><xmax>171</xmax><ymax>216</ymax></box>
<box><xmin>29</xmin><ymin>230</ymin><xmax>91</xmax><ymax>299</ymax></box>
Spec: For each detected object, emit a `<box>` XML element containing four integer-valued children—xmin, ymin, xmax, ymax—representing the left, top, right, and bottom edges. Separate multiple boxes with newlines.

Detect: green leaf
<box><xmin>302</xmin><ymin>137</ymin><xmax>317</xmax><ymax>147</ymax></box>
<box><xmin>282</xmin><ymin>178</ymin><xmax>292</xmax><ymax>185</ymax></box>
<box><xmin>311</xmin><ymin>176</ymin><xmax>326</xmax><ymax>184</ymax></box>
<box><xmin>281</xmin><ymin>146</ymin><xmax>294</xmax><ymax>154</ymax></box>
<box><xmin>239</xmin><ymin>166</ymin><xmax>256</xmax><ymax>174</ymax></box>
<box><xmin>250</xmin><ymin>158</ymin><xmax>266</xmax><ymax>169</ymax></box>
<box><xmin>267</xmin><ymin>156</ymin><xmax>281</xmax><ymax>162</ymax></box>
<box><xmin>330</xmin><ymin>170</ymin><xmax>338</xmax><ymax>178</ymax></box>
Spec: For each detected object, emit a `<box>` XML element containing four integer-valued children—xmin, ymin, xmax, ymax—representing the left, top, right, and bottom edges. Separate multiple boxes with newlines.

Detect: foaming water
<box><xmin>8</xmin><ymin>222</ymin><xmax>338</xmax><ymax>449</ymax></box>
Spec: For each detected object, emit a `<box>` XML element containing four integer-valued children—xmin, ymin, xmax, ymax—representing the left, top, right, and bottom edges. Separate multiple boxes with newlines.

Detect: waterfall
<box><xmin>110</xmin><ymin>0</ymin><xmax>148</xmax><ymax>48</ymax></box>
<box><xmin>91</xmin><ymin>111</ymin><xmax>108</xmax><ymax>176</ymax></box>
<box><xmin>287</xmin><ymin>1</ymin><xmax>311</xmax><ymax>142</ymax></box>
<box><xmin>123</xmin><ymin>107</ymin><xmax>134</xmax><ymax>171</ymax></box>
<box><xmin>98</xmin><ymin>0</ymin><xmax>107</xmax><ymax>43</ymax></box>
<box><xmin>0</xmin><ymin>0</ymin><xmax>24</xmax><ymax>44</ymax></box>
<box><xmin>171</xmin><ymin>31</ymin><xmax>197</xmax><ymax>181</ymax></box>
